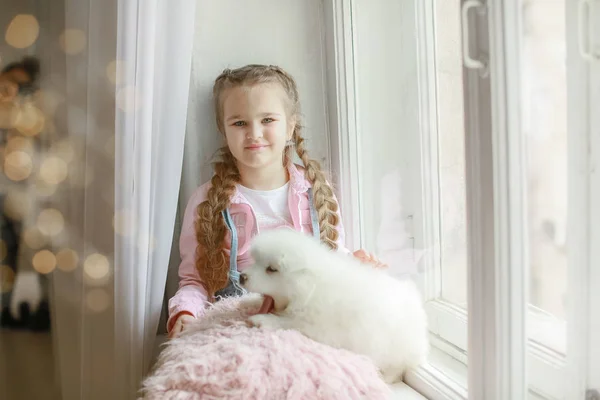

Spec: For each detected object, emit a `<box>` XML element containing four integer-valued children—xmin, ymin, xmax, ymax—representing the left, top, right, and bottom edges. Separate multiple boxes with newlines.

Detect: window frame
<box><xmin>326</xmin><ymin>0</ymin><xmax>600</xmax><ymax>399</ymax></box>
<box><xmin>412</xmin><ymin>0</ymin><xmax>532</xmax><ymax>397</ymax></box>
<box><xmin>416</xmin><ymin>1</ymin><xmax>595</xmax><ymax>398</ymax></box>
<box><xmin>322</xmin><ymin>0</ymin><xmax>364</xmax><ymax>254</ymax></box>
<box><xmin>565</xmin><ymin>0</ymin><xmax>600</xmax><ymax>396</ymax></box>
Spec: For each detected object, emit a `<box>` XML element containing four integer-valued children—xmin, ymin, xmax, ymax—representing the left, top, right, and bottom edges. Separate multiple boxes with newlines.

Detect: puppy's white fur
<box><xmin>242</xmin><ymin>229</ymin><xmax>429</xmax><ymax>383</ymax></box>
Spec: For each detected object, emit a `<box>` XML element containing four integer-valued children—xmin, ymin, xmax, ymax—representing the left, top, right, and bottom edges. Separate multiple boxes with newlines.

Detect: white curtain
<box><xmin>113</xmin><ymin>0</ymin><xmax>196</xmax><ymax>399</ymax></box>
<box><xmin>43</xmin><ymin>0</ymin><xmax>195</xmax><ymax>399</ymax></box>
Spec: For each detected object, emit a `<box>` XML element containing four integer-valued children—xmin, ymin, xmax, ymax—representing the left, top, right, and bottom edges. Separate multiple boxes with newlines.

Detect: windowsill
<box><xmin>390</xmin><ymin>382</ymin><xmax>428</xmax><ymax>399</ymax></box>
<box><xmin>404</xmin><ymin>335</ymin><xmax>566</xmax><ymax>400</ymax></box>
<box><xmin>422</xmin><ymin>298</ymin><xmax>569</xmax><ymax>398</ymax></box>
<box><xmin>390</xmin><ymin>336</ymin><xmax>469</xmax><ymax>400</ymax></box>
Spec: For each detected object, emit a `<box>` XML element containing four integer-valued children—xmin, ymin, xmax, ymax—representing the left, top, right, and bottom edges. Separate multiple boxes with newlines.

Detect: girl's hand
<box><xmin>168</xmin><ymin>312</ymin><xmax>196</xmax><ymax>338</ymax></box>
<box><xmin>353</xmin><ymin>249</ymin><xmax>388</xmax><ymax>269</ymax></box>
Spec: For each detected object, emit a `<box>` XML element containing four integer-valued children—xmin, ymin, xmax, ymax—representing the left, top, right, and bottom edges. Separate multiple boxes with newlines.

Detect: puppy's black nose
<box><xmin>239</xmin><ymin>273</ymin><xmax>247</xmax><ymax>286</ymax></box>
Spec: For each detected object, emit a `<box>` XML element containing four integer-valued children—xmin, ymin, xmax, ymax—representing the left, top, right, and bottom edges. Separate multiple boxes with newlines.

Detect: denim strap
<box><xmin>223</xmin><ymin>188</ymin><xmax>321</xmax><ymax>286</ymax></box>
<box><xmin>307</xmin><ymin>188</ymin><xmax>321</xmax><ymax>240</ymax></box>
<box><xmin>221</xmin><ymin>209</ymin><xmax>241</xmax><ymax>285</ymax></box>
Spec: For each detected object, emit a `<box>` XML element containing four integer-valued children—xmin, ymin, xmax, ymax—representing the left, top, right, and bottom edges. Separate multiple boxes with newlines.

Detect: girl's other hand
<box><xmin>168</xmin><ymin>312</ymin><xmax>196</xmax><ymax>339</ymax></box>
<box><xmin>352</xmin><ymin>249</ymin><xmax>388</xmax><ymax>269</ymax></box>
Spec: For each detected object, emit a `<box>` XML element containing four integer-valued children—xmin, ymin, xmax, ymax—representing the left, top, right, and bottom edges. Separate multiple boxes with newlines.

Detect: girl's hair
<box><xmin>195</xmin><ymin>64</ymin><xmax>340</xmax><ymax>298</ymax></box>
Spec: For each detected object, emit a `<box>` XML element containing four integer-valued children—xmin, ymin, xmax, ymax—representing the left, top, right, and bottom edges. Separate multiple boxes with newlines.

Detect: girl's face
<box><xmin>221</xmin><ymin>83</ymin><xmax>294</xmax><ymax>174</ymax></box>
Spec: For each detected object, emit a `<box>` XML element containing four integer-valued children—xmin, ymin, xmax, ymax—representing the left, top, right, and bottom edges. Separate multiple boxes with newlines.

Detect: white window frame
<box><xmin>566</xmin><ymin>0</ymin><xmax>600</xmax><ymax>397</ymax></box>
<box><xmin>415</xmin><ymin>1</ymin><xmax>567</xmax><ymax>398</ymax></box>
<box><xmin>326</xmin><ymin>0</ymin><xmax>600</xmax><ymax>399</ymax></box>
<box><xmin>322</xmin><ymin>0</ymin><xmax>364</xmax><ymax>254</ymax></box>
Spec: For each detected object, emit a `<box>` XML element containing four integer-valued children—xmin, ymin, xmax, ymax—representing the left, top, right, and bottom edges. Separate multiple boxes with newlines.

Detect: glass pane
<box><xmin>521</xmin><ymin>0</ymin><xmax>567</xmax><ymax>351</ymax></box>
<box><xmin>436</xmin><ymin>0</ymin><xmax>469</xmax><ymax>308</ymax></box>
<box><xmin>351</xmin><ymin>1</ymin><xmax>430</xmax><ymax>282</ymax></box>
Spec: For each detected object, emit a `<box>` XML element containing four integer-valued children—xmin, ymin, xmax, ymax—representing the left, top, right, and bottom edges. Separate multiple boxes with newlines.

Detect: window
<box><xmin>328</xmin><ymin>0</ymin><xmax>600</xmax><ymax>398</ymax></box>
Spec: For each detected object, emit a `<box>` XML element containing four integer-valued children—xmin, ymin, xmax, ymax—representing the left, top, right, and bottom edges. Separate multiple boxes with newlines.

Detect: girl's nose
<box><xmin>246</xmin><ymin>122</ymin><xmax>263</xmax><ymax>139</ymax></box>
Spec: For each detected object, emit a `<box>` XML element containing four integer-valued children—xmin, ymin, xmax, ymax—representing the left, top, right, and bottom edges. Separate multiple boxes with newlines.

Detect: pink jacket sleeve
<box><xmin>166</xmin><ymin>183</ymin><xmax>211</xmax><ymax>333</ymax></box>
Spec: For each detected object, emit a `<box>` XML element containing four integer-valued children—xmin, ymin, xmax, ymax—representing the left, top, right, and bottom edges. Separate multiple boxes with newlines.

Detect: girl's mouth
<box><xmin>245</xmin><ymin>144</ymin><xmax>269</xmax><ymax>150</ymax></box>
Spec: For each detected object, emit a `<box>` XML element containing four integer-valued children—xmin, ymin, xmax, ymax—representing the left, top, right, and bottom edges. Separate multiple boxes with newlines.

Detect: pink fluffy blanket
<box><xmin>139</xmin><ymin>295</ymin><xmax>392</xmax><ymax>400</ymax></box>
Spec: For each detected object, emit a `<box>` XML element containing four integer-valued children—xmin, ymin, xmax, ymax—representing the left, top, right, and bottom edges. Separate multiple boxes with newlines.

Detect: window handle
<box><xmin>461</xmin><ymin>0</ymin><xmax>486</xmax><ymax>70</ymax></box>
<box><xmin>578</xmin><ymin>0</ymin><xmax>598</xmax><ymax>61</ymax></box>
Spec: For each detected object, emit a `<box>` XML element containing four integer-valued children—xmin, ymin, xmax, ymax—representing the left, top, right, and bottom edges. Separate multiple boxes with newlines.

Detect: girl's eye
<box><xmin>233</xmin><ymin>121</ymin><xmax>246</xmax><ymax>127</ymax></box>
<box><xmin>266</xmin><ymin>266</ymin><xmax>278</xmax><ymax>273</ymax></box>
<box><xmin>262</xmin><ymin>118</ymin><xmax>274</xmax><ymax>123</ymax></box>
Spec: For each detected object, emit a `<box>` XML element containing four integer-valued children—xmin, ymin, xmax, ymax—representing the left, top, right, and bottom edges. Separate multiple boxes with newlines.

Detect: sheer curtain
<box><xmin>43</xmin><ymin>0</ymin><xmax>195</xmax><ymax>399</ymax></box>
<box><xmin>113</xmin><ymin>1</ymin><xmax>196</xmax><ymax>398</ymax></box>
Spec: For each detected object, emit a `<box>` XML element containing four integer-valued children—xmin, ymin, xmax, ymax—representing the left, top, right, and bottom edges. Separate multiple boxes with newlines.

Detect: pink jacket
<box><xmin>167</xmin><ymin>163</ymin><xmax>349</xmax><ymax>332</ymax></box>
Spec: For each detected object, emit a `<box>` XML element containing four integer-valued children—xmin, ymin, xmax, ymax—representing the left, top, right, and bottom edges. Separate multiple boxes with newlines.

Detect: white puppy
<box><xmin>241</xmin><ymin>229</ymin><xmax>429</xmax><ymax>383</ymax></box>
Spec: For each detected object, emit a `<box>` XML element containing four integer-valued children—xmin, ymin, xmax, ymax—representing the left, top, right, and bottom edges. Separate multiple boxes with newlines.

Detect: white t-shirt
<box><xmin>237</xmin><ymin>182</ymin><xmax>294</xmax><ymax>231</ymax></box>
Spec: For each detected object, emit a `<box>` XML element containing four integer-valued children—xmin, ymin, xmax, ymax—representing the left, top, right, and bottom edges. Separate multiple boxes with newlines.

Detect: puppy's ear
<box><xmin>277</xmin><ymin>247</ymin><xmax>310</xmax><ymax>272</ymax></box>
<box><xmin>274</xmin><ymin>252</ymin><xmax>289</xmax><ymax>271</ymax></box>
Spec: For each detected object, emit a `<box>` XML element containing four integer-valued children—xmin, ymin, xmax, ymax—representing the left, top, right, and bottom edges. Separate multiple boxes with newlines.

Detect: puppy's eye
<box><xmin>266</xmin><ymin>266</ymin><xmax>278</xmax><ymax>274</ymax></box>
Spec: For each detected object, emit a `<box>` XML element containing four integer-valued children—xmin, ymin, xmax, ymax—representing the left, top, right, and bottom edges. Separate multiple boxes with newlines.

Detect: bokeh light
<box><xmin>32</xmin><ymin>250</ymin><xmax>57</xmax><ymax>274</ymax></box>
<box><xmin>3</xmin><ymin>189</ymin><xmax>31</xmax><ymax>220</ymax></box>
<box><xmin>56</xmin><ymin>248</ymin><xmax>79</xmax><ymax>272</ymax></box>
<box><xmin>86</xmin><ymin>288</ymin><xmax>110</xmax><ymax>313</ymax></box>
<box><xmin>5</xmin><ymin>14</ymin><xmax>39</xmax><ymax>49</ymax></box>
<box><xmin>39</xmin><ymin>156</ymin><xmax>68</xmax><ymax>184</ymax></box>
<box><xmin>106</xmin><ymin>60</ymin><xmax>127</xmax><ymax>85</ymax></box>
<box><xmin>83</xmin><ymin>253</ymin><xmax>110</xmax><ymax>280</ymax></box>
<box><xmin>14</xmin><ymin>104</ymin><xmax>45</xmax><ymax>136</ymax></box>
<box><xmin>37</xmin><ymin>208</ymin><xmax>65</xmax><ymax>236</ymax></box>
<box><xmin>113</xmin><ymin>210</ymin><xmax>136</xmax><ymax>237</ymax></box>
<box><xmin>59</xmin><ymin>29</ymin><xmax>87</xmax><ymax>55</ymax></box>
<box><xmin>4</xmin><ymin>150</ymin><xmax>33</xmax><ymax>181</ymax></box>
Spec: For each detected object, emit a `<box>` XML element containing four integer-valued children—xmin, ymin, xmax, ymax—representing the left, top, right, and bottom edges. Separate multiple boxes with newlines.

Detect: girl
<box><xmin>167</xmin><ymin>64</ymin><xmax>384</xmax><ymax>338</ymax></box>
